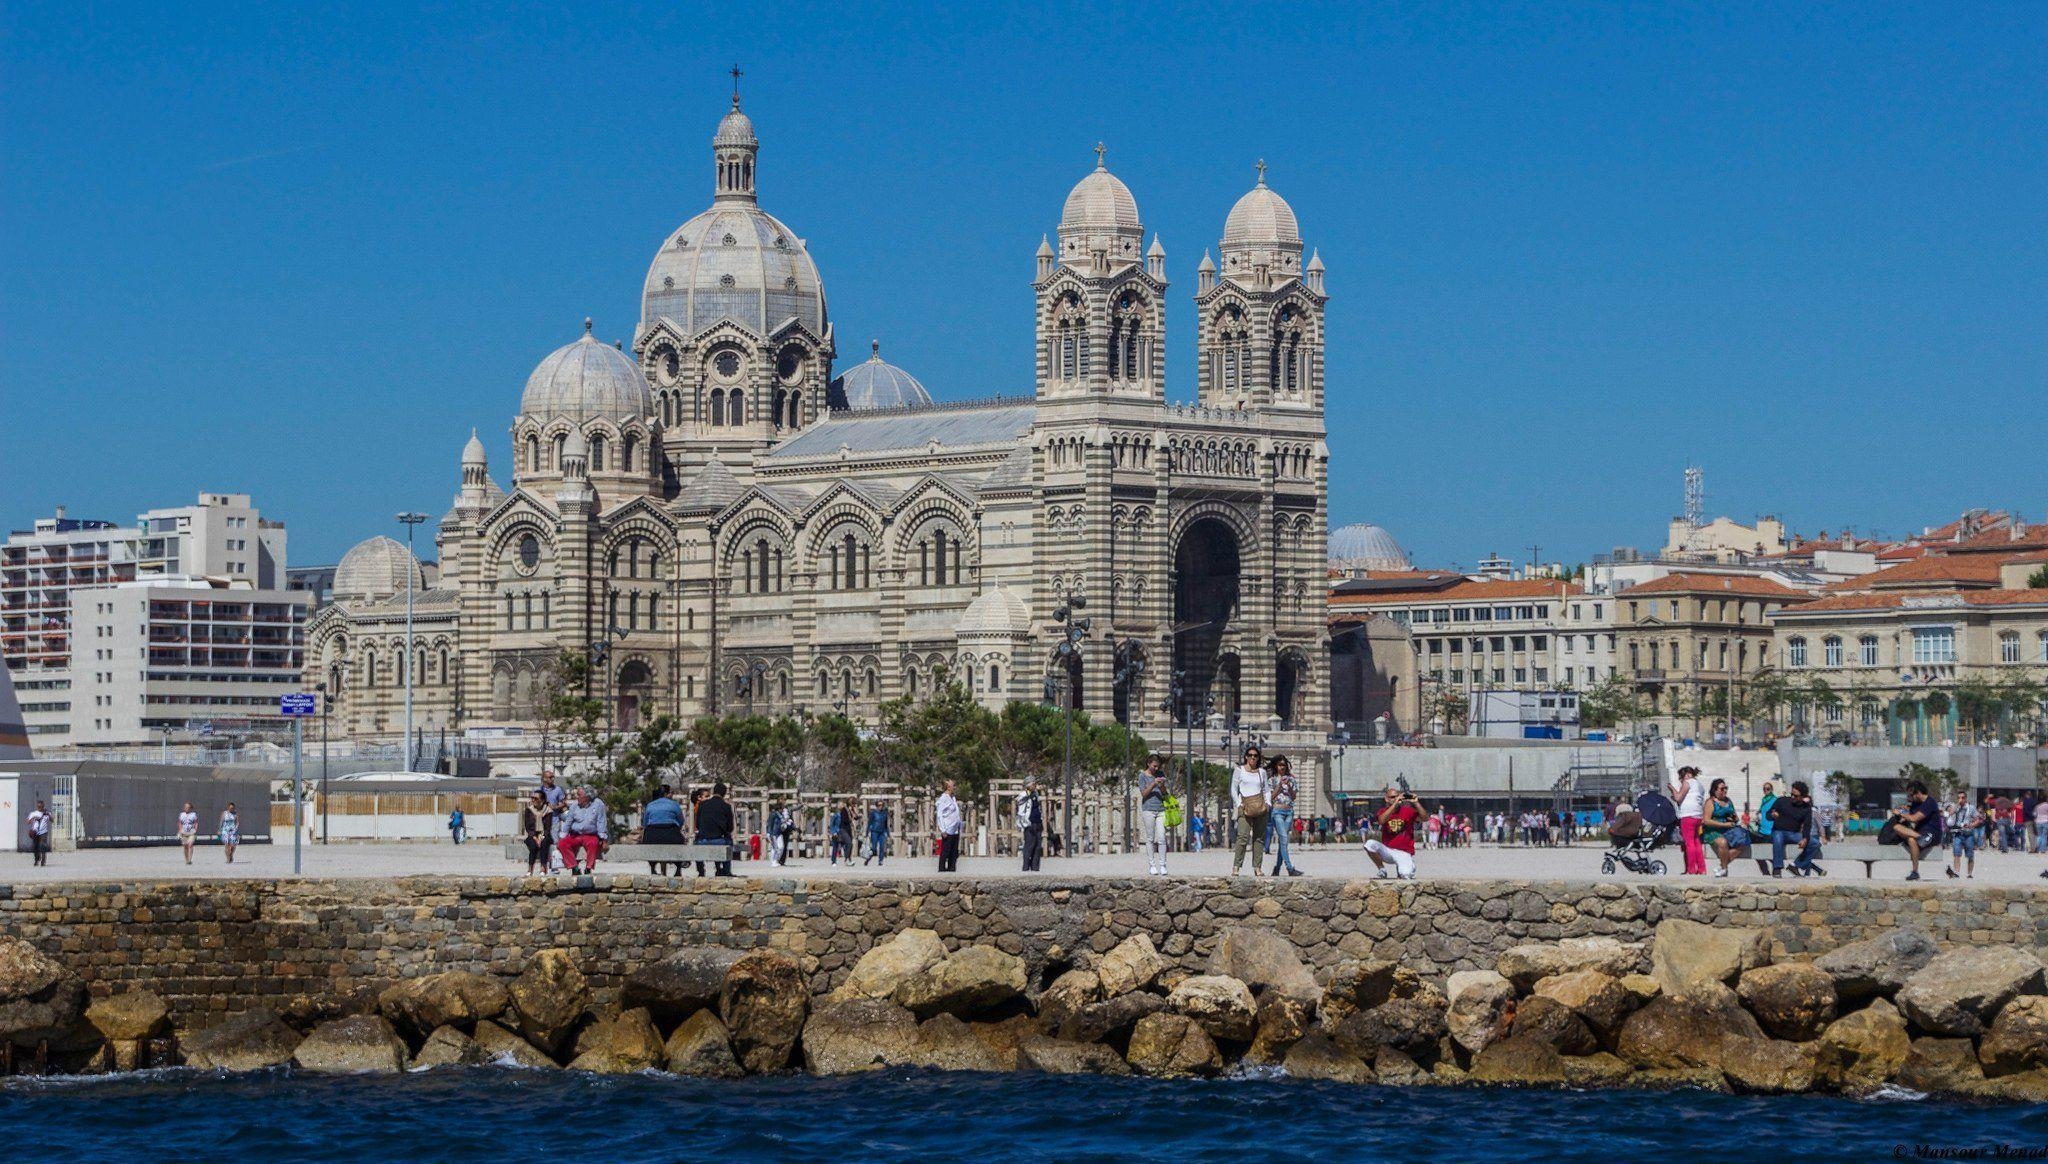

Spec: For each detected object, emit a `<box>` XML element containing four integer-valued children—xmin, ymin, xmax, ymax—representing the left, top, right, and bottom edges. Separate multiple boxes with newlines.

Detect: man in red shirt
<box><xmin>1365</xmin><ymin>784</ymin><xmax>1421</xmax><ymax>879</ymax></box>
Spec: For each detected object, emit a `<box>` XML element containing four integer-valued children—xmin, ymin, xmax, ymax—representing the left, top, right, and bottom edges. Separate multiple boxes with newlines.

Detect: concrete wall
<box><xmin>8</xmin><ymin>874</ymin><xmax>2047</xmax><ymax>1022</ymax></box>
<box><xmin>1330</xmin><ymin>742</ymin><xmax>1639</xmax><ymax>800</ymax></box>
<box><xmin>1777</xmin><ymin>743</ymin><xmax>2046</xmax><ymax>795</ymax></box>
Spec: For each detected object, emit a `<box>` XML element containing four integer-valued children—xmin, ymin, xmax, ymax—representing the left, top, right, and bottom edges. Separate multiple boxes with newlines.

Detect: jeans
<box><xmin>938</xmin><ymin>832</ymin><xmax>960</xmax><ymax>872</ymax></box>
<box><xmin>1269</xmin><ymin>808</ymin><xmax>1299</xmax><ymax>873</ymax></box>
<box><xmin>1021</xmin><ymin>826</ymin><xmax>1043</xmax><ymax>871</ymax></box>
<box><xmin>1139</xmin><ymin>808</ymin><xmax>1166</xmax><ymax>871</ymax></box>
<box><xmin>866</xmin><ymin>830</ymin><xmax>887</xmax><ymax>864</ymax></box>
<box><xmin>1232</xmin><ymin>813</ymin><xmax>1268</xmax><ymax>873</ymax></box>
<box><xmin>696</xmin><ymin>835</ymin><xmax>733</xmax><ymax>877</ymax></box>
<box><xmin>29</xmin><ymin>833</ymin><xmax>48</xmax><ymax>867</ymax></box>
<box><xmin>828</xmin><ymin>833</ymin><xmax>851</xmax><ymax>863</ymax></box>
<box><xmin>1770</xmin><ymin>830</ymin><xmax>1817</xmax><ymax>874</ymax></box>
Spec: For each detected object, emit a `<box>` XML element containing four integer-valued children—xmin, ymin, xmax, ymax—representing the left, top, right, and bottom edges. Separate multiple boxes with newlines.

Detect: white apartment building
<box><xmin>1558</xmin><ymin>593</ymin><xmax>1620</xmax><ymax>690</ymax></box>
<box><xmin>0</xmin><ymin>493</ymin><xmax>293</xmax><ymax>746</ymax></box>
<box><xmin>68</xmin><ymin>580</ymin><xmax>308</xmax><ymax>746</ymax></box>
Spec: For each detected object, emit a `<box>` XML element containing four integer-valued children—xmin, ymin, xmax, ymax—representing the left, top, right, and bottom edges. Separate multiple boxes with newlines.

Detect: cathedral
<box><xmin>307</xmin><ymin>92</ymin><xmax>1332</xmax><ymax>766</ymax></box>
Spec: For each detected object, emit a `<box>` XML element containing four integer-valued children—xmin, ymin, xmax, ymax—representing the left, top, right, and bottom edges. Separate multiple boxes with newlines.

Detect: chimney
<box><xmin>54</xmin><ymin>505</ymin><xmax>65</xmax><ymax>520</ymax></box>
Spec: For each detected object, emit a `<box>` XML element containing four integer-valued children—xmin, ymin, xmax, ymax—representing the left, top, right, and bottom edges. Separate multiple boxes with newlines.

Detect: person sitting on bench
<box><xmin>1887</xmin><ymin>781</ymin><xmax>1941</xmax><ymax>882</ymax></box>
<box><xmin>1765</xmin><ymin>781</ymin><xmax>1823</xmax><ymax>878</ymax></box>
<box><xmin>641</xmin><ymin>784</ymin><xmax>687</xmax><ymax>875</ymax></box>
<box><xmin>556</xmin><ymin>786</ymin><xmax>609</xmax><ymax>873</ymax></box>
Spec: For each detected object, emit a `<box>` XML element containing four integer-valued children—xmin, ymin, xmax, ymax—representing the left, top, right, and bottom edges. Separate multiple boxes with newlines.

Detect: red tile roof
<box><xmin>1827</xmin><ymin>554</ymin><xmax>2010</xmax><ymax>592</ymax></box>
<box><xmin>1329</xmin><ymin>577</ymin><xmax>1577</xmax><ymax>606</ymax></box>
<box><xmin>1776</xmin><ymin>588</ymin><xmax>2048</xmax><ymax>616</ymax></box>
<box><xmin>1614</xmin><ymin>573</ymin><xmax>1809</xmax><ymax>600</ymax></box>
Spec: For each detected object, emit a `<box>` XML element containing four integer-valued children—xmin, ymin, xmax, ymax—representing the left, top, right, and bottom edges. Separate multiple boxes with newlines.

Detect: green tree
<box><xmin>2027</xmin><ymin>564</ymin><xmax>2048</xmax><ymax>589</ymax></box>
<box><xmin>691</xmin><ymin>714</ymin><xmax>806</xmax><ymax>788</ymax></box>
<box><xmin>535</xmin><ymin>649</ymin><xmax>602</xmax><ymax>775</ymax></box>
<box><xmin>579</xmin><ymin>712</ymin><xmax>692</xmax><ymax>821</ymax></box>
<box><xmin>1822</xmin><ymin>769</ymin><xmax>1864</xmax><ymax>808</ymax></box>
<box><xmin>1578</xmin><ymin>674</ymin><xmax>1644</xmax><ymax>731</ymax></box>
<box><xmin>1745</xmin><ymin>669</ymin><xmax>1792</xmax><ymax>735</ymax></box>
<box><xmin>1899</xmin><ymin>760</ymin><xmax>1965</xmax><ymax>800</ymax></box>
<box><xmin>1424</xmin><ymin>685</ymin><xmax>1470</xmax><ymax>733</ymax></box>
<box><xmin>1954</xmin><ymin>676</ymin><xmax>2005</xmax><ymax>741</ymax></box>
<box><xmin>877</xmin><ymin>678</ymin><xmax>1005</xmax><ymax>799</ymax></box>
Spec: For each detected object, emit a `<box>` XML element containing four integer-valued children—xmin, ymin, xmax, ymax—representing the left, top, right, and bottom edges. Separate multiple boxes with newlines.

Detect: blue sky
<box><xmin>3</xmin><ymin>2</ymin><xmax>2043</xmax><ymax>569</ymax></box>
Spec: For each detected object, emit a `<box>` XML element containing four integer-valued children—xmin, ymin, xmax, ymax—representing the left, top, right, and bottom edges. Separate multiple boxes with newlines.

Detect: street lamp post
<box><xmin>315</xmin><ymin>680</ymin><xmax>330</xmax><ymax>843</ymax></box>
<box><xmin>1049</xmin><ymin>596</ymin><xmax>1090</xmax><ymax>858</ymax></box>
<box><xmin>395</xmin><ymin>512</ymin><xmax>429</xmax><ymax>771</ymax></box>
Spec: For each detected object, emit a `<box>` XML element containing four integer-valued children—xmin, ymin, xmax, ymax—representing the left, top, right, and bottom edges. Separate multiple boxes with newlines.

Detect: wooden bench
<box><xmin>501</xmin><ymin>841</ymin><xmax>735</xmax><ymax>873</ymax></box>
<box><xmin>1742</xmin><ymin>841</ymin><xmax>1910</xmax><ymax>879</ymax></box>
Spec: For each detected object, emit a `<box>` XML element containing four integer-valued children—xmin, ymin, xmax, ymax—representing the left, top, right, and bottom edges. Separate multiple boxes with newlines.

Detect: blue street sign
<box><xmin>279</xmin><ymin>693</ymin><xmax>320</xmax><ymax>717</ymax></box>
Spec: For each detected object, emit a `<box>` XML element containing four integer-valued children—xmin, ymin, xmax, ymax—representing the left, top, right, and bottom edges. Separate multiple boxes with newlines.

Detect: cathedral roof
<box><xmin>1328</xmin><ymin>523</ymin><xmax>1411</xmax><ymax>572</ymax></box>
<box><xmin>1222</xmin><ymin>173</ymin><xmax>1301</xmax><ymax>251</ymax></box>
<box><xmin>977</xmin><ymin>443</ymin><xmax>1036</xmax><ymax>494</ymax></box>
<box><xmin>1061</xmin><ymin>164</ymin><xmax>1141</xmax><ymax>237</ymax></box>
<box><xmin>766</xmin><ymin>400</ymin><xmax>1035</xmax><ymax>460</ymax></box>
<box><xmin>957</xmin><ymin>584</ymin><xmax>1031</xmax><ymax>636</ymax></box>
<box><xmin>828</xmin><ymin>341</ymin><xmax>933</xmax><ymax>411</ymax></box>
<box><xmin>673</xmin><ymin>460</ymin><xmax>746</xmax><ymax>513</ymax></box>
<box><xmin>334</xmin><ymin>535</ymin><xmax>426</xmax><ymax>603</ymax></box>
<box><xmin>520</xmin><ymin>324</ymin><xmax>655</xmax><ymax>423</ymax></box>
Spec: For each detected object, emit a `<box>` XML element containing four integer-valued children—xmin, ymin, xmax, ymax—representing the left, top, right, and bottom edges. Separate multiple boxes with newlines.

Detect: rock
<box><xmin>912</xmin><ymin>1014</ymin><xmax>1011</xmax><ymax>1072</ymax></box>
<box><xmin>1533</xmin><ymin>970</ymin><xmax>1638</xmax><ymax>1046</ymax></box>
<box><xmin>1619</xmin><ymin>974</ymin><xmax>1661</xmax><ymax>1003</ymax></box>
<box><xmin>1470</xmin><ymin>1035</ymin><xmax>1568</xmax><ymax>1086</ymax></box>
<box><xmin>722</xmin><ymin>949</ymin><xmax>808</xmax><ymax>1073</ymax></box>
<box><xmin>664</xmin><ymin>1009</ymin><xmax>741</xmax><ymax>1078</ymax></box>
<box><xmin>1373</xmin><ymin>1045</ymin><xmax>1432</xmax><ymax>1085</ymax></box>
<box><xmin>1036</xmin><ymin>969</ymin><xmax>1101</xmax><ymax>1033</ymax></box>
<box><xmin>1900</xmin><ymin>1036</ymin><xmax>1985</xmax><ymax>1094</ymax></box>
<box><xmin>568</xmin><ymin>1007</ymin><xmax>665</xmax><ymax>1074</ymax></box>
<box><xmin>831</xmin><ymin>930</ymin><xmax>946</xmax><ymax>1003</ymax></box>
<box><xmin>802</xmin><ymin>998</ymin><xmax>924</xmax><ymax>1075</ymax></box>
<box><xmin>1562</xmin><ymin>1052</ymin><xmax>1635</xmax><ymax>1088</ymax></box>
<box><xmin>86</xmin><ymin>991</ymin><xmax>169</xmax><ymax>1043</ymax></box>
<box><xmin>1614</xmin><ymin>983</ymin><xmax>1763</xmax><ymax>1072</ymax></box>
<box><xmin>1207</xmin><ymin>926</ymin><xmax>1318</xmax><ymax>999</ymax></box>
<box><xmin>1736</xmin><ymin>962</ymin><xmax>1838</xmax><ymax>1042</ymax></box>
<box><xmin>1444</xmin><ymin>970</ymin><xmax>1515</xmax><ymax>1054</ymax></box>
<box><xmin>1323</xmin><ymin>958</ymin><xmax>1434</xmax><ymax>1029</ymax></box>
<box><xmin>1096</xmin><ymin>934</ymin><xmax>1168</xmax><ymax>997</ymax></box>
<box><xmin>0</xmin><ymin>938</ymin><xmax>85</xmax><ymax>1048</ymax></box>
<box><xmin>1813</xmin><ymin>929</ymin><xmax>1938</xmax><ymax>1005</ymax></box>
<box><xmin>1166</xmin><ymin>975</ymin><xmax>1258</xmax><ymax>1043</ymax></box>
<box><xmin>472</xmin><ymin>1020</ymin><xmax>557</xmax><ymax>1068</ymax></box>
<box><xmin>181</xmin><ymin>1008</ymin><xmax>302</xmax><ymax>1072</ymax></box>
<box><xmin>1497</xmin><ymin>937</ymin><xmax>1645</xmax><ymax>992</ymax></box>
<box><xmin>508</xmin><ymin>949</ymin><xmax>590</xmax><ymax>1057</ymax></box>
<box><xmin>293</xmin><ymin>1015</ymin><xmax>409</xmax><ymax>1075</ymax></box>
<box><xmin>1723</xmin><ymin>1039</ymin><xmax>1830</xmax><ymax>1095</ymax></box>
<box><xmin>1125</xmin><ymin>1012</ymin><xmax>1221</xmax><ymax>1078</ymax></box>
<box><xmin>1333</xmin><ymin>998</ymin><xmax>1447</xmax><ymax>1062</ymax></box>
<box><xmin>1058</xmin><ymin>992</ymin><xmax>1167</xmax><ymax>1045</ymax></box>
<box><xmin>1650</xmin><ymin>919</ymin><xmax>1770</xmax><ymax>996</ymax></box>
<box><xmin>379</xmin><ymin>971</ymin><xmax>510</xmax><ymax>1042</ymax></box>
<box><xmin>1897</xmin><ymin>948</ymin><xmax>2046</xmax><ymax>1038</ymax></box>
<box><xmin>1969</xmin><ymin>1068</ymin><xmax>2048</xmax><ymax>1103</ymax></box>
<box><xmin>414</xmin><ymin>1025</ymin><xmax>488</xmax><ymax>1069</ymax></box>
<box><xmin>970</xmin><ymin>1014</ymin><xmax>1037</xmax><ymax>1065</ymax></box>
<box><xmin>1633</xmin><ymin>1066</ymin><xmax>1729</xmax><ymax>1093</ymax></box>
<box><xmin>1018</xmin><ymin>1034</ymin><xmax>1132</xmax><ymax>1076</ymax></box>
<box><xmin>1282</xmin><ymin>1033</ymin><xmax>1374</xmax><ymax>1084</ymax></box>
<box><xmin>1510</xmin><ymin>996</ymin><xmax>1598</xmax><ymax>1057</ymax></box>
<box><xmin>1246</xmin><ymin>991</ymin><xmax>1314</xmax><ymax>1064</ymax></box>
<box><xmin>895</xmin><ymin>946</ymin><xmax>1027</xmax><ymax>1019</ymax></box>
<box><xmin>1820</xmin><ymin>999</ymin><xmax>1911</xmax><ymax>1090</ymax></box>
<box><xmin>622</xmin><ymin>948</ymin><xmax>746</xmax><ymax>1026</ymax></box>
<box><xmin>1980</xmin><ymin>996</ymin><xmax>2048</xmax><ymax>1077</ymax></box>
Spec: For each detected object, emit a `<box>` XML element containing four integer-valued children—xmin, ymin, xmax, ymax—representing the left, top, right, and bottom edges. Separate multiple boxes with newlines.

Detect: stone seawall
<box><xmin>5</xmin><ymin>874</ymin><xmax>2046</xmax><ymax>1018</ymax></box>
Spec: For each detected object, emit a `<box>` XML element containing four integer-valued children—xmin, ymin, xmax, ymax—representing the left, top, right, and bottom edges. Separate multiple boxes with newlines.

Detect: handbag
<box><xmin>1877</xmin><ymin>820</ymin><xmax>1902</xmax><ymax>846</ymax></box>
<box><xmin>1163</xmin><ymin>795</ymin><xmax>1184</xmax><ymax>829</ymax></box>
<box><xmin>1240</xmin><ymin>792</ymin><xmax>1269</xmax><ymax>818</ymax></box>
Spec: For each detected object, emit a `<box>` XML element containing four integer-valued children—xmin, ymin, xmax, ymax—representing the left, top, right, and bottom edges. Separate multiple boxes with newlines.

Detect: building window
<box><xmin>989</xmin><ymin>664</ymin><xmax>1000</xmax><ymax>691</ymax></box>
<box><xmin>2039</xmin><ymin>632</ymin><xmax>2048</xmax><ymax>664</ymax></box>
<box><xmin>1787</xmin><ymin>637</ymin><xmax>1808</xmax><ymax>668</ymax></box>
<box><xmin>1823</xmin><ymin>637</ymin><xmax>1842</xmax><ymax>668</ymax></box>
<box><xmin>2001</xmin><ymin>632</ymin><xmax>2021</xmax><ymax>664</ymax></box>
<box><xmin>1911</xmin><ymin>626</ymin><xmax>1956</xmax><ymax>665</ymax></box>
<box><xmin>1860</xmin><ymin>636</ymin><xmax>1879</xmax><ymax>667</ymax></box>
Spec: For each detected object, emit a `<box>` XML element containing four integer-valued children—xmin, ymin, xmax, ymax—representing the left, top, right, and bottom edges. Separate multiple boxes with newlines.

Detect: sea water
<box><xmin>2</xmin><ymin>1067</ymin><xmax>2044</xmax><ymax>1163</ymax></box>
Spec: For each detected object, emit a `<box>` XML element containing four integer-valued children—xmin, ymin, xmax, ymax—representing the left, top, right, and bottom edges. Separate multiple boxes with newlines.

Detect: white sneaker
<box><xmin>1374</xmin><ymin>869</ymin><xmax>1392</xmax><ymax>879</ymax></box>
<box><xmin>1713</xmin><ymin>868</ymin><xmax>1728</xmax><ymax>878</ymax></box>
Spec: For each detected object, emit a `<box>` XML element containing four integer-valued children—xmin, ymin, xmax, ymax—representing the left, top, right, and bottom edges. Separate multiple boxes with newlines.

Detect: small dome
<box><xmin>334</xmin><ymin>535</ymin><xmax>426</xmax><ymax>602</ymax></box>
<box><xmin>715</xmin><ymin>106</ymin><xmax>756</xmax><ymax>146</ymax></box>
<box><xmin>956</xmin><ymin>585</ymin><xmax>1030</xmax><ymax>636</ymax></box>
<box><xmin>641</xmin><ymin>204</ymin><xmax>827</xmax><ymax>339</ymax></box>
<box><xmin>1329</xmin><ymin>523</ymin><xmax>1412</xmax><ymax>573</ymax></box>
<box><xmin>520</xmin><ymin>324</ymin><xmax>655</xmax><ymax>423</ymax></box>
<box><xmin>828</xmin><ymin>341</ymin><xmax>932</xmax><ymax>411</ymax></box>
<box><xmin>461</xmin><ymin>429</ymin><xmax>487</xmax><ymax>466</ymax></box>
<box><xmin>1060</xmin><ymin>165</ymin><xmax>1142</xmax><ymax>238</ymax></box>
<box><xmin>1222</xmin><ymin>179</ymin><xmax>1301</xmax><ymax>251</ymax></box>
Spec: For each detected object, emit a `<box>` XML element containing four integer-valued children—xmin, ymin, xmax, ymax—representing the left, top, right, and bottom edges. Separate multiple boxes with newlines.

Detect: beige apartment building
<box><xmin>1614</xmin><ymin>572</ymin><xmax>1809</xmax><ymax>737</ymax></box>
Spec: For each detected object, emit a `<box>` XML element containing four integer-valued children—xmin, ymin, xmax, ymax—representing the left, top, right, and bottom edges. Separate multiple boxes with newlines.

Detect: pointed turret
<box><xmin>1146</xmin><ymin>234</ymin><xmax>1166</xmax><ymax>279</ymax></box>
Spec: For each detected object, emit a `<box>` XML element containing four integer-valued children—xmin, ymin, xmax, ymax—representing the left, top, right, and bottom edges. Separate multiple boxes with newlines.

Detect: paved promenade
<box><xmin>11</xmin><ymin>837</ymin><xmax>2048</xmax><ymax>886</ymax></box>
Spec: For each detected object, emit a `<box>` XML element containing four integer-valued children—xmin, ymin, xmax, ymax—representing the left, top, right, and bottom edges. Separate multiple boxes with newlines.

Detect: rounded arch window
<box><xmin>721</xmin><ymin>233</ymin><xmax>736</xmax><ymax>246</ymax></box>
<box><xmin>654</xmin><ymin>348</ymin><xmax>680</xmax><ymax>385</ymax></box>
<box><xmin>776</xmin><ymin>350</ymin><xmax>803</xmax><ymax>383</ymax></box>
<box><xmin>517</xmin><ymin>534</ymin><xmax>541</xmax><ymax>574</ymax></box>
<box><xmin>713</xmin><ymin>351</ymin><xmax>743</xmax><ymax>381</ymax></box>
<box><xmin>718</xmin><ymin>273</ymin><xmax>737</xmax><ymax>288</ymax></box>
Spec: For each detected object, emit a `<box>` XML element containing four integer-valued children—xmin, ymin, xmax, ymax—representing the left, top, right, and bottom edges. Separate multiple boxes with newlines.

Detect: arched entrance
<box><xmin>1172</xmin><ymin>517</ymin><xmax>1240</xmax><ymax>723</ymax></box>
<box><xmin>1275</xmin><ymin>649</ymin><xmax>1309</xmax><ymax>728</ymax></box>
<box><xmin>616</xmin><ymin>660</ymin><xmax>654</xmax><ymax>729</ymax></box>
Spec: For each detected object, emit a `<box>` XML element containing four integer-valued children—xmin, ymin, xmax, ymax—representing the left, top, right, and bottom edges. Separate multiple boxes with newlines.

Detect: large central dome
<box><xmin>640</xmin><ymin>98</ymin><xmax>827</xmax><ymax>342</ymax></box>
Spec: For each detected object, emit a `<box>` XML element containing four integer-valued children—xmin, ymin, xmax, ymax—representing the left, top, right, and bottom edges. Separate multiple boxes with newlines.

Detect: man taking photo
<box><xmin>1365</xmin><ymin>783</ymin><xmax>1421</xmax><ymax>880</ymax></box>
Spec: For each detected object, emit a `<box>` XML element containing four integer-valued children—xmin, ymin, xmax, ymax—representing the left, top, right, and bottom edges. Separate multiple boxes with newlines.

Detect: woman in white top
<box><xmin>177</xmin><ymin>802</ymin><xmax>200</xmax><ymax>865</ymax></box>
<box><xmin>1229</xmin><ymin>745</ymin><xmax>1270</xmax><ymax>877</ymax></box>
<box><xmin>1669</xmin><ymin>765</ymin><xmax>1707</xmax><ymax>875</ymax></box>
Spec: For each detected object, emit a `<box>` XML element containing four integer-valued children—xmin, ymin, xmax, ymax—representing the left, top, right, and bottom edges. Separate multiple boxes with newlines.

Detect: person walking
<box><xmin>177</xmin><ymin>802</ymin><xmax>200</xmax><ymax>865</ymax></box>
<box><xmin>640</xmin><ymin>784</ymin><xmax>686</xmax><ymax>875</ymax></box>
<box><xmin>1364</xmin><ymin>784</ymin><xmax>1420</xmax><ymax>879</ymax></box>
<box><xmin>555</xmin><ymin>786</ymin><xmax>608</xmax><ymax>873</ymax></box>
<box><xmin>1229</xmin><ymin>745</ymin><xmax>1271</xmax><ymax>877</ymax></box>
<box><xmin>828</xmin><ymin>799</ymin><xmax>853</xmax><ymax>865</ymax></box>
<box><xmin>935</xmin><ymin>780</ymin><xmax>964</xmax><ymax>873</ymax></box>
<box><xmin>693</xmin><ymin>782</ymin><xmax>735</xmax><ymax>877</ymax></box>
<box><xmin>1946</xmin><ymin>788</ymin><xmax>1982</xmax><ymax>880</ymax></box>
<box><xmin>518</xmin><ymin>790</ymin><xmax>550</xmax><ymax>875</ymax></box>
<box><xmin>447</xmin><ymin>807</ymin><xmax>466</xmax><ymax>845</ymax></box>
<box><xmin>1138</xmin><ymin>754</ymin><xmax>1170</xmax><ymax>876</ymax></box>
<box><xmin>765</xmin><ymin>803</ymin><xmax>792</xmax><ymax>866</ymax></box>
<box><xmin>863</xmin><ymin>802</ymin><xmax>890</xmax><ymax>866</ymax></box>
<box><xmin>219</xmin><ymin>803</ymin><xmax>240</xmax><ymax>865</ymax></box>
<box><xmin>1670</xmin><ymin>765</ymin><xmax>1707</xmax><ymax>875</ymax></box>
<box><xmin>25</xmin><ymin>800</ymin><xmax>51</xmax><ymax>867</ymax></box>
<box><xmin>1266</xmin><ymin>755</ymin><xmax>1303</xmax><ymax>877</ymax></box>
<box><xmin>1190</xmin><ymin>812</ymin><xmax>1206</xmax><ymax>853</ymax></box>
<box><xmin>1018</xmin><ymin>780</ymin><xmax>1045</xmax><ymax>872</ymax></box>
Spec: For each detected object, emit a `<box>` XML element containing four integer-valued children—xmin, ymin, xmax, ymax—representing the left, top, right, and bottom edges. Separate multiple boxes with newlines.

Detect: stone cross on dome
<box><xmin>1094</xmin><ymin>141</ymin><xmax>1106</xmax><ymax>169</ymax></box>
<box><xmin>730</xmin><ymin>64</ymin><xmax>743</xmax><ymax>108</ymax></box>
<box><xmin>1256</xmin><ymin>158</ymin><xmax>1266</xmax><ymax>185</ymax></box>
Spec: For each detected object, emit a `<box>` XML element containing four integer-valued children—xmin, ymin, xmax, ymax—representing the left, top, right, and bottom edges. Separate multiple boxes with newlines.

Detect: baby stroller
<box><xmin>1601</xmin><ymin>790</ymin><xmax>1678</xmax><ymax>875</ymax></box>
